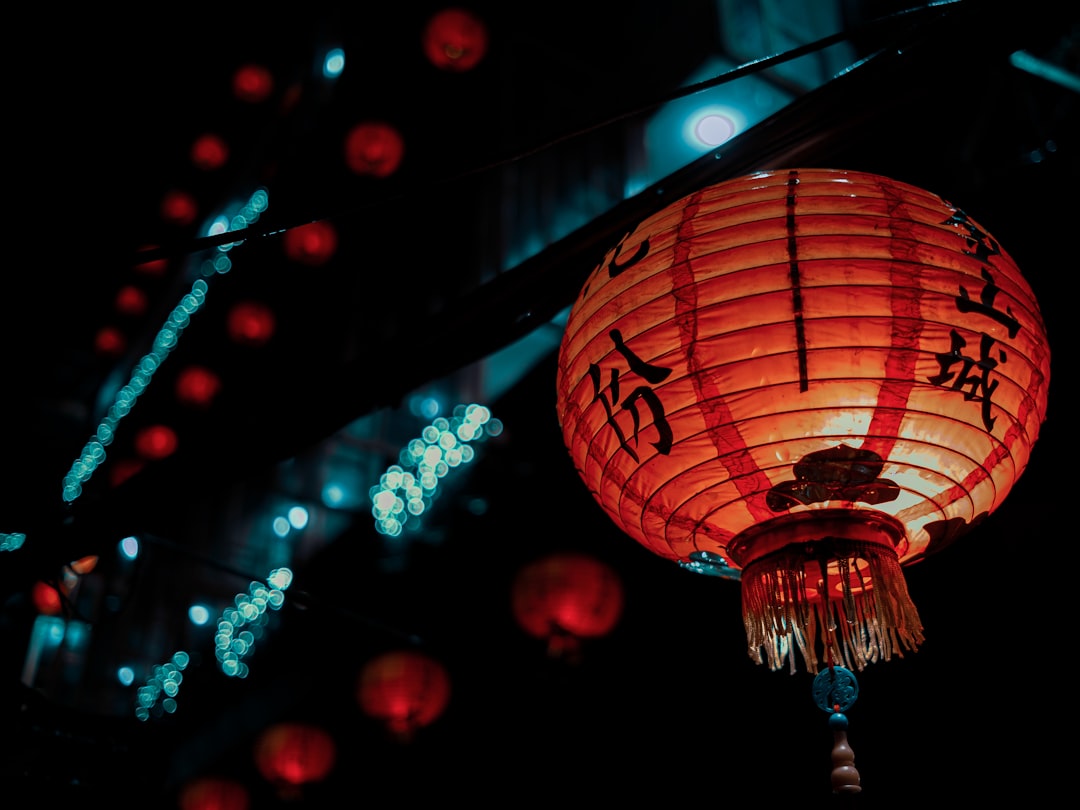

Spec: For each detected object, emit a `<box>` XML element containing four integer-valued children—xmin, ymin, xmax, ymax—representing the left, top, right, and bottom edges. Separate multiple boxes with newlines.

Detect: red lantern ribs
<box><xmin>556</xmin><ymin>168</ymin><xmax>1050</xmax><ymax>674</ymax></box>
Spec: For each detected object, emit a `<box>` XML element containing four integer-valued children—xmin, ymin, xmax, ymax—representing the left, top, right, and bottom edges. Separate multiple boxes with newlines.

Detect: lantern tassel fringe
<box><xmin>741</xmin><ymin>539</ymin><xmax>925</xmax><ymax>673</ymax></box>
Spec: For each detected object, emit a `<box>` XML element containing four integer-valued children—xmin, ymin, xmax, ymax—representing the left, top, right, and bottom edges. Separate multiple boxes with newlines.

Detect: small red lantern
<box><xmin>511</xmin><ymin>552</ymin><xmax>624</xmax><ymax>660</ymax></box>
<box><xmin>175</xmin><ymin>365</ymin><xmax>222</xmax><ymax>409</ymax></box>
<box><xmin>283</xmin><ymin>221</ymin><xmax>338</xmax><ymax>266</ymax></box>
<box><xmin>94</xmin><ymin>325</ymin><xmax>126</xmax><ymax>357</ymax></box>
<box><xmin>423</xmin><ymin>7</ymin><xmax>489</xmax><ymax>72</ymax></box>
<box><xmin>357</xmin><ymin>649</ymin><xmax>451</xmax><ymax>742</ymax></box>
<box><xmin>344</xmin><ymin>121</ymin><xmax>405</xmax><ymax>178</ymax></box>
<box><xmin>227</xmin><ymin>300</ymin><xmax>276</xmax><ymax>346</ymax></box>
<box><xmin>178</xmin><ymin>776</ymin><xmax>250</xmax><ymax>810</ymax></box>
<box><xmin>115</xmin><ymin>284</ymin><xmax>148</xmax><ymax>317</ymax></box>
<box><xmin>160</xmin><ymin>189</ymin><xmax>198</xmax><ymax>226</ymax></box>
<box><xmin>134</xmin><ymin>424</ymin><xmax>178</xmax><ymax>460</ymax></box>
<box><xmin>254</xmin><ymin>722</ymin><xmax>336</xmax><ymax>789</ymax></box>
<box><xmin>556</xmin><ymin>168</ymin><xmax>1051</xmax><ymax>675</ymax></box>
<box><xmin>232</xmin><ymin>64</ymin><xmax>274</xmax><ymax>103</ymax></box>
<box><xmin>191</xmin><ymin>133</ymin><xmax>229</xmax><ymax>171</ymax></box>
<box><xmin>31</xmin><ymin>580</ymin><xmax>63</xmax><ymax>615</ymax></box>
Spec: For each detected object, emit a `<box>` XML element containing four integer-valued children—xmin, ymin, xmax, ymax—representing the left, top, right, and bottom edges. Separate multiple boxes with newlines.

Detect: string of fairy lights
<box><xmin>370</xmin><ymin>404</ymin><xmax>502</xmax><ymax>538</ymax></box>
<box><xmin>61</xmin><ymin>188</ymin><xmax>271</xmax><ymax>505</ymax></box>
<box><xmin>0</xmin><ymin>163</ymin><xmax>502</xmax><ymax>721</ymax></box>
<box><xmin>135</xmin><ymin>402</ymin><xmax>500</xmax><ymax>720</ymax></box>
<box><xmin>135</xmin><ymin>568</ymin><xmax>294</xmax><ymax>720</ymax></box>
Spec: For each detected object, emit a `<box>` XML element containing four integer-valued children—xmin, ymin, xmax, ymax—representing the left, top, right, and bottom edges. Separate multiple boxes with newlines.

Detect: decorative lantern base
<box><xmin>729</xmin><ymin>510</ymin><xmax>925</xmax><ymax>674</ymax></box>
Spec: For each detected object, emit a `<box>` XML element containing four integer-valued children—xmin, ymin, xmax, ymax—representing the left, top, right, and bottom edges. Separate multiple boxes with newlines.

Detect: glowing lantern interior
<box><xmin>556</xmin><ymin>168</ymin><xmax>1050</xmax><ymax>673</ymax></box>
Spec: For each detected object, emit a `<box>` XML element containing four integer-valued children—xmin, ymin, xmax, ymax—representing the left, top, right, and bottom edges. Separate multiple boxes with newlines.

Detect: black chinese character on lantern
<box><xmin>928</xmin><ymin>329</ymin><xmax>1005</xmax><ymax>433</ymax></box>
<box><xmin>588</xmin><ymin>329</ymin><xmax>673</xmax><ymax>462</ymax></box>
<box><xmin>578</xmin><ymin>230</ymin><xmax>651</xmax><ymax>303</ymax></box>
<box><xmin>928</xmin><ymin>211</ymin><xmax>1022</xmax><ymax>434</ymax></box>
<box><xmin>956</xmin><ymin>266</ymin><xmax>1021</xmax><ymax>339</ymax></box>
<box><xmin>944</xmin><ymin>209</ymin><xmax>1004</xmax><ymax>265</ymax></box>
<box><xmin>606</xmin><ymin>234</ymin><xmax>650</xmax><ymax>280</ymax></box>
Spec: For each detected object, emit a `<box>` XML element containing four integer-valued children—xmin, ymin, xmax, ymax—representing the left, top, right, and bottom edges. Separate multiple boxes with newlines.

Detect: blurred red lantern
<box><xmin>357</xmin><ymin>649</ymin><xmax>451</xmax><ymax>742</ymax></box>
<box><xmin>178</xmin><ymin>776</ymin><xmax>250</xmax><ymax>810</ymax></box>
<box><xmin>423</xmin><ymin>7</ymin><xmax>488</xmax><ymax>72</ymax></box>
<box><xmin>254</xmin><ymin>722</ymin><xmax>336</xmax><ymax>789</ymax></box>
<box><xmin>556</xmin><ymin>168</ymin><xmax>1050</xmax><ymax>675</ymax></box>
<box><xmin>344</xmin><ymin>121</ymin><xmax>404</xmax><ymax>178</ymax></box>
<box><xmin>161</xmin><ymin>189</ymin><xmax>198</xmax><ymax>226</ymax></box>
<box><xmin>94</xmin><ymin>325</ymin><xmax>126</xmax><ymax>357</ymax></box>
<box><xmin>135</xmin><ymin>424</ymin><xmax>178</xmax><ymax>460</ymax></box>
<box><xmin>511</xmin><ymin>552</ymin><xmax>624</xmax><ymax>660</ymax></box>
<box><xmin>227</xmin><ymin>300</ymin><xmax>276</xmax><ymax>346</ymax></box>
<box><xmin>232</xmin><ymin>64</ymin><xmax>273</xmax><ymax>103</ymax></box>
<box><xmin>191</xmin><ymin>133</ymin><xmax>229</xmax><ymax>170</ymax></box>
<box><xmin>31</xmin><ymin>580</ymin><xmax>63</xmax><ymax>615</ymax></box>
<box><xmin>283</xmin><ymin>220</ymin><xmax>338</xmax><ymax>266</ymax></box>
<box><xmin>175</xmin><ymin>365</ymin><xmax>222</xmax><ymax>409</ymax></box>
<box><xmin>115</xmin><ymin>284</ymin><xmax>148</xmax><ymax>317</ymax></box>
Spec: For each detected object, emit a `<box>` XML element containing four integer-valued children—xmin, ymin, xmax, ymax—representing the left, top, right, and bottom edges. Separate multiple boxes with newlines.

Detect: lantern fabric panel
<box><xmin>556</xmin><ymin>168</ymin><xmax>1050</xmax><ymax>672</ymax></box>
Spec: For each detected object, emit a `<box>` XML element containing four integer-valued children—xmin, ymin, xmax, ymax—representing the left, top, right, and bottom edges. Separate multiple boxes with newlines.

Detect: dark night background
<box><xmin>1</xmin><ymin>2</ymin><xmax>1076</xmax><ymax>807</ymax></box>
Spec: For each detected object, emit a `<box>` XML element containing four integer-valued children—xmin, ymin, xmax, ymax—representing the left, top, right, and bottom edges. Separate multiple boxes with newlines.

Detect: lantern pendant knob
<box><xmin>828</xmin><ymin>712</ymin><xmax>862</xmax><ymax>794</ymax></box>
<box><xmin>812</xmin><ymin>665</ymin><xmax>862</xmax><ymax>794</ymax></box>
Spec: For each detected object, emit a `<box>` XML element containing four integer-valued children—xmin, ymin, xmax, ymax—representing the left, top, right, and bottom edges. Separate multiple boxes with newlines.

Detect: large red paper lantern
<box><xmin>357</xmin><ymin>649</ymin><xmax>451</xmax><ymax>742</ymax></box>
<box><xmin>511</xmin><ymin>552</ymin><xmax>624</xmax><ymax>660</ymax></box>
<box><xmin>556</xmin><ymin>168</ymin><xmax>1050</xmax><ymax>675</ymax></box>
<box><xmin>253</xmin><ymin>722</ymin><xmax>336</xmax><ymax>788</ymax></box>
